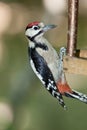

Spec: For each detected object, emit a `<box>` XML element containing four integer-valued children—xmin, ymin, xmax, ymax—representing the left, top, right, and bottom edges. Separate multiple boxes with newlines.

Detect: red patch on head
<box><xmin>27</xmin><ymin>21</ymin><xmax>40</xmax><ymax>28</ymax></box>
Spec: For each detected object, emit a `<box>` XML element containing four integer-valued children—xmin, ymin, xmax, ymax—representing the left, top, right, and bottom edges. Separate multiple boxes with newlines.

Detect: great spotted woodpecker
<box><xmin>25</xmin><ymin>21</ymin><xmax>87</xmax><ymax>109</ymax></box>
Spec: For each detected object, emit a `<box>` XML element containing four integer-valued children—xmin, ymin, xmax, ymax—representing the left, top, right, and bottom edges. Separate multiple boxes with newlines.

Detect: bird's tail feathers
<box><xmin>65</xmin><ymin>89</ymin><xmax>87</xmax><ymax>104</ymax></box>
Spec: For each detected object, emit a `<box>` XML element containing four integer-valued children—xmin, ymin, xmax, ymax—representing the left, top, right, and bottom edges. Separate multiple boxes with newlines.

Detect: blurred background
<box><xmin>0</xmin><ymin>0</ymin><xmax>87</xmax><ymax>130</ymax></box>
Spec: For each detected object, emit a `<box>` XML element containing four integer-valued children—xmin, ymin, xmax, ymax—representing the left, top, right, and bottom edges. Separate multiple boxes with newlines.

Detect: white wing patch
<box><xmin>48</xmin><ymin>79</ymin><xmax>57</xmax><ymax>90</ymax></box>
<box><xmin>30</xmin><ymin>59</ymin><xmax>45</xmax><ymax>85</ymax></box>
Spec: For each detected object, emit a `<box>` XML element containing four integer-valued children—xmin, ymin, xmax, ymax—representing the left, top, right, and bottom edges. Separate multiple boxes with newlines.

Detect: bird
<box><xmin>25</xmin><ymin>21</ymin><xmax>87</xmax><ymax>109</ymax></box>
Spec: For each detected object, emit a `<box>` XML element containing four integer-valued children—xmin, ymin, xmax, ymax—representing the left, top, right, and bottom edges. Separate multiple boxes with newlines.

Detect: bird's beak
<box><xmin>42</xmin><ymin>24</ymin><xmax>57</xmax><ymax>32</ymax></box>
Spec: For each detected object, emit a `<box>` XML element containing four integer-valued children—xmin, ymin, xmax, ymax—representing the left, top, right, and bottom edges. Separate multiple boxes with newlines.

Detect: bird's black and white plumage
<box><xmin>25</xmin><ymin>21</ymin><xmax>87</xmax><ymax>109</ymax></box>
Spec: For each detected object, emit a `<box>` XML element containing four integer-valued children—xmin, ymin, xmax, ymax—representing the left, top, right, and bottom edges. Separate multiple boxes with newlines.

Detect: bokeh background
<box><xmin>0</xmin><ymin>0</ymin><xmax>87</xmax><ymax>130</ymax></box>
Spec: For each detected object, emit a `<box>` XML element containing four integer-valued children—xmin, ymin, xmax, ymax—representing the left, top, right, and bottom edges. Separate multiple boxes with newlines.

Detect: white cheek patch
<box><xmin>25</xmin><ymin>28</ymin><xmax>41</xmax><ymax>38</ymax></box>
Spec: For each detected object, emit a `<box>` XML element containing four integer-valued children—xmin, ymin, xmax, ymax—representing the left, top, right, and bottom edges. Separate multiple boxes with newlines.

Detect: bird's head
<box><xmin>25</xmin><ymin>21</ymin><xmax>57</xmax><ymax>41</ymax></box>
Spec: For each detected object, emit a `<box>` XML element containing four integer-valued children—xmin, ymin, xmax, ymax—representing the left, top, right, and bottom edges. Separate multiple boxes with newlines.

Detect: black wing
<box><xmin>28</xmin><ymin>47</ymin><xmax>66</xmax><ymax>109</ymax></box>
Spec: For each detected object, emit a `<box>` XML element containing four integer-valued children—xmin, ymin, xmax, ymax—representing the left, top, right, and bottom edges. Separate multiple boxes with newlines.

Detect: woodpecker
<box><xmin>25</xmin><ymin>21</ymin><xmax>87</xmax><ymax>109</ymax></box>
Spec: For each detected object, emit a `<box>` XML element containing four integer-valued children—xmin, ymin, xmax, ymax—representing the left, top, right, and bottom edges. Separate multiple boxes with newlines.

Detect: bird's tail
<box><xmin>65</xmin><ymin>90</ymin><xmax>87</xmax><ymax>104</ymax></box>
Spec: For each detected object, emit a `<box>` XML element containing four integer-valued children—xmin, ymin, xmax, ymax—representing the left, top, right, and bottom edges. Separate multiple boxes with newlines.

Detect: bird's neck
<box><xmin>28</xmin><ymin>36</ymin><xmax>49</xmax><ymax>51</ymax></box>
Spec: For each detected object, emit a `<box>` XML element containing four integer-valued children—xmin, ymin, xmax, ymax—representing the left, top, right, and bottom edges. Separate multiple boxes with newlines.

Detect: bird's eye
<box><xmin>33</xmin><ymin>26</ymin><xmax>40</xmax><ymax>30</ymax></box>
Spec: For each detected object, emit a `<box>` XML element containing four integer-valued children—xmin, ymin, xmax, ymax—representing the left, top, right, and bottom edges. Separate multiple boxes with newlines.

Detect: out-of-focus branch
<box><xmin>76</xmin><ymin>49</ymin><xmax>87</xmax><ymax>59</ymax></box>
<box><xmin>64</xmin><ymin>55</ymin><xmax>87</xmax><ymax>75</ymax></box>
<box><xmin>64</xmin><ymin>0</ymin><xmax>87</xmax><ymax>76</ymax></box>
<box><xmin>67</xmin><ymin>0</ymin><xmax>79</xmax><ymax>56</ymax></box>
<box><xmin>63</xmin><ymin>49</ymin><xmax>87</xmax><ymax>75</ymax></box>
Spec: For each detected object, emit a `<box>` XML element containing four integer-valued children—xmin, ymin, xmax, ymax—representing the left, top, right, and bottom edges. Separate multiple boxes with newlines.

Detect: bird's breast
<box><xmin>36</xmin><ymin>47</ymin><xmax>59</xmax><ymax>82</ymax></box>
